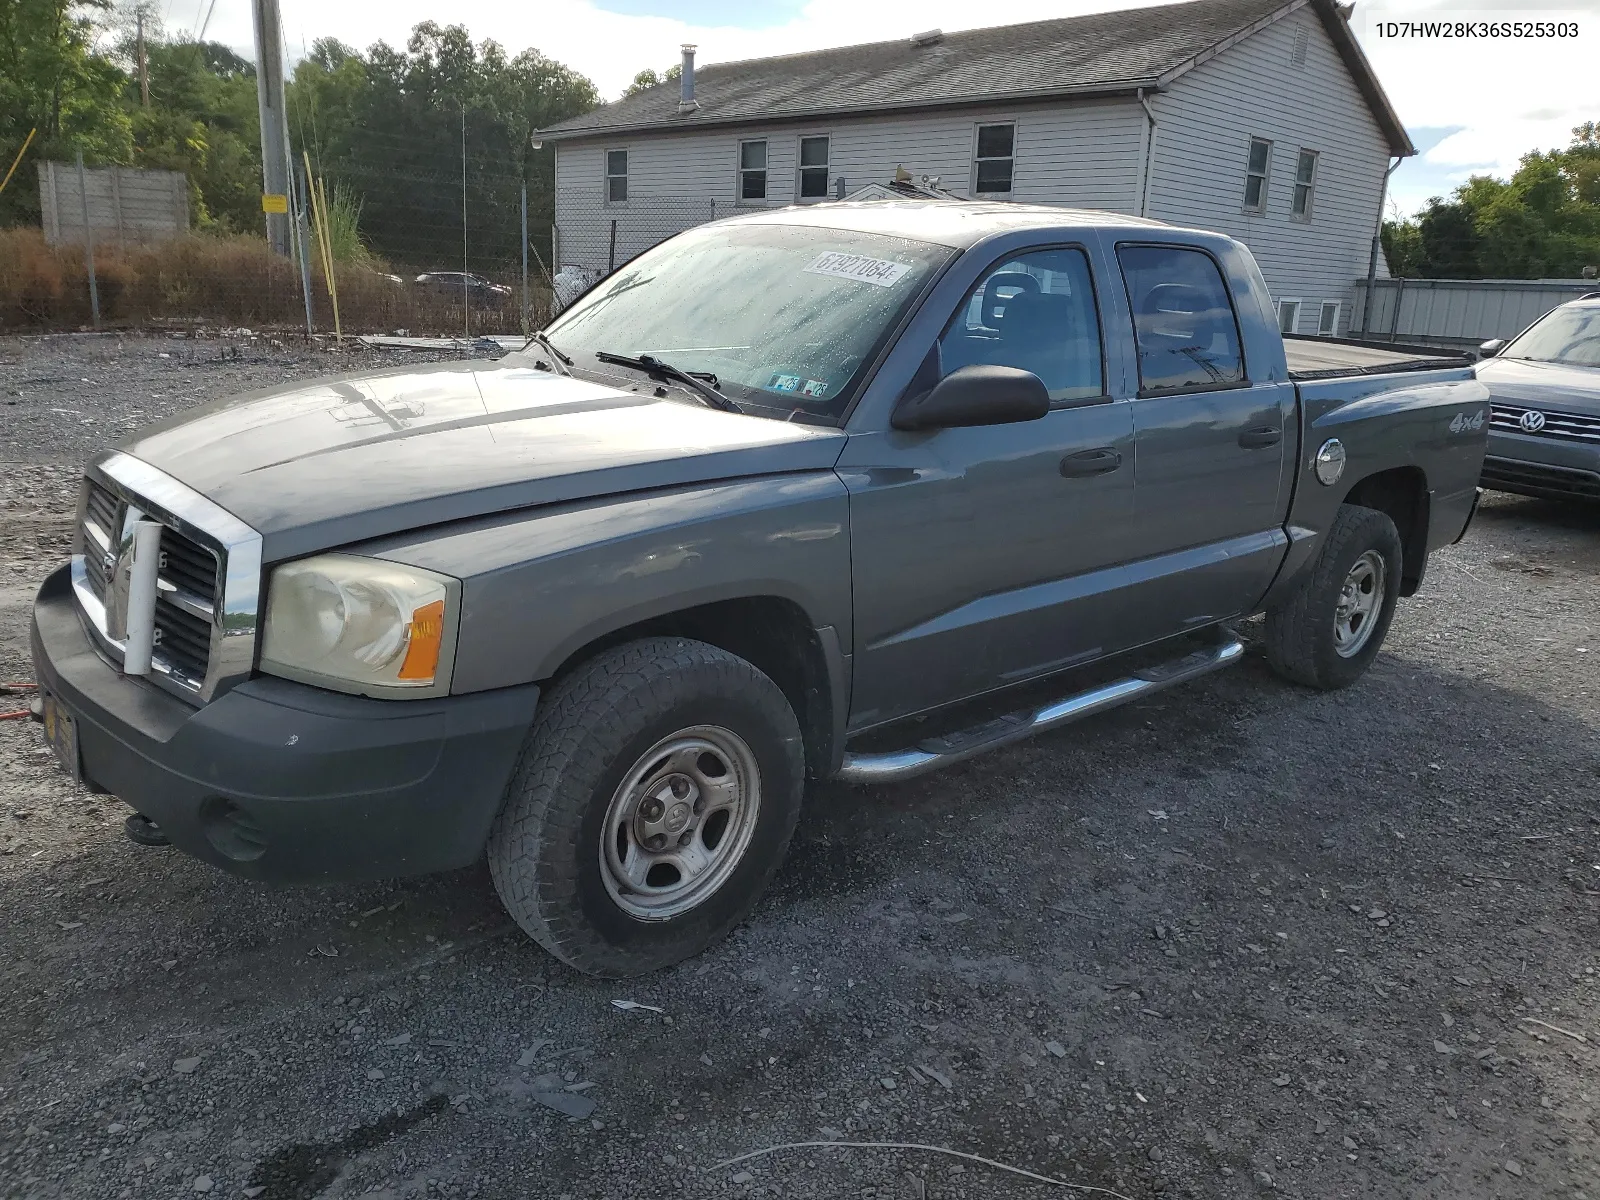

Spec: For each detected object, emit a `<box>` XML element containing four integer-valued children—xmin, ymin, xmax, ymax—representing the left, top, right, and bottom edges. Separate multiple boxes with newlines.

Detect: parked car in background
<box><xmin>32</xmin><ymin>204</ymin><xmax>1486</xmax><ymax>977</ymax></box>
<box><xmin>414</xmin><ymin>271</ymin><xmax>513</xmax><ymax>303</ymax></box>
<box><xmin>1476</xmin><ymin>292</ymin><xmax>1600</xmax><ymax>502</ymax></box>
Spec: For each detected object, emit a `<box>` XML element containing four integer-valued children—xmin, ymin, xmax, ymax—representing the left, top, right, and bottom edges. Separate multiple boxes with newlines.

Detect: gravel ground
<box><xmin>2</xmin><ymin>333</ymin><xmax>1599</xmax><ymax>1200</ymax></box>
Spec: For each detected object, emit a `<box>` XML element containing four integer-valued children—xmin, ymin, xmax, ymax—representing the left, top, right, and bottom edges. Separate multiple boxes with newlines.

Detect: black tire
<box><xmin>1263</xmin><ymin>503</ymin><xmax>1403</xmax><ymax>690</ymax></box>
<box><xmin>488</xmin><ymin>637</ymin><xmax>804</xmax><ymax>977</ymax></box>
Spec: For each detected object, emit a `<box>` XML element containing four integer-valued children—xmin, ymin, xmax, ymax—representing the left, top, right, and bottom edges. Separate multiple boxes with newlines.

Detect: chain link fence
<box><xmin>554</xmin><ymin>193</ymin><xmax>719</xmax><ymax>275</ymax></box>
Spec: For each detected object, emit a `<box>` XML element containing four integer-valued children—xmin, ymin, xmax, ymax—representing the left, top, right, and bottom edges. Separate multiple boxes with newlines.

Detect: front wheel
<box><xmin>488</xmin><ymin>638</ymin><xmax>804</xmax><ymax>977</ymax></box>
<box><xmin>1263</xmin><ymin>503</ymin><xmax>1404</xmax><ymax>690</ymax></box>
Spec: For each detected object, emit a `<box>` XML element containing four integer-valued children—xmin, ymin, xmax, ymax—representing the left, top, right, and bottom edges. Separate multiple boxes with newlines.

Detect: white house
<box><xmin>536</xmin><ymin>0</ymin><xmax>1414</xmax><ymax>337</ymax></box>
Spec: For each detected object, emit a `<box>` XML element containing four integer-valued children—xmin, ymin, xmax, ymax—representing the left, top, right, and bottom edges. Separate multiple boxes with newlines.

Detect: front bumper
<box><xmin>1483</xmin><ymin>430</ymin><xmax>1600</xmax><ymax>501</ymax></box>
<box><xmin>30</xmin><ymin>565</ymin><xmax>540</xmax><ymax>883</ymax></box>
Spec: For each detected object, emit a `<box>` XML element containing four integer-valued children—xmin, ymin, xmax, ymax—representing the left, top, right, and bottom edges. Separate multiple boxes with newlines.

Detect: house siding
<box><xmin>554</xmin><ymin>100</ymin><xmax>1147</xmax><ymax>271</ymax></box>
<box><xmin>1143</xmin><ymin>11</ymin><xmax>1390</xmax><ymax>335</ymax></box>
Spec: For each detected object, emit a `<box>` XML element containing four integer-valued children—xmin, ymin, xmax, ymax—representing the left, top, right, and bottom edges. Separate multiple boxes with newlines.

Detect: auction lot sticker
<box><xmin>805</xmin><ymin>251</ymin><xmax>913</xmax><ymax>288</ymax></box>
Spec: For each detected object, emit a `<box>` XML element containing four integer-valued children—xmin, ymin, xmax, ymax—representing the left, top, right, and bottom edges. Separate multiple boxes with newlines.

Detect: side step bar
<box><xmin>836</xmin><ymin>636</ymin><xmax>1245</xmax><ymax>784</ymax></box>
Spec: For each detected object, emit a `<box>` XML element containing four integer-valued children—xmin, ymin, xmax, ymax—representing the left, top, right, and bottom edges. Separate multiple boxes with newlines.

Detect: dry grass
<box><xmin>0</xmin><ymin>228</ymin><xmax>548</xmax><ymax>335</ymax></box>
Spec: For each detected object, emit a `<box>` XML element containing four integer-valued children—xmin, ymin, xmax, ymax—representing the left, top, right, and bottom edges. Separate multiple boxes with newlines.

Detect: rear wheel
<box><xmin>1264</xmin><ymin>503</ymin><xmax>1403</xmax><ymax>690</ymax></box>
<box><xmin>488</xmin><ymin>638</ymin><xmax>804</xmax><ymax>977</ymax></box>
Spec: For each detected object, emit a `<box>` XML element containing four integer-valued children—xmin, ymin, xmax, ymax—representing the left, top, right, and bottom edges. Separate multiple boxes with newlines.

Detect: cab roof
<box><xmin>713</xmin><ymin>200</ymin><xmax>1181</xmax><ymax>249</ymax></box>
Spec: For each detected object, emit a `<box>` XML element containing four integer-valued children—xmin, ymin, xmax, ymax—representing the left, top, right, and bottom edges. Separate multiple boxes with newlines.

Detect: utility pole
<box><xmin>136</xmin><ymin>10</ymin><xmax>149</xmax><ymax>108</ymax></box>
<box><xmin>251</xmin><ymin>0</ymin><xmax>291</xmax><ymax>255</ymax></box>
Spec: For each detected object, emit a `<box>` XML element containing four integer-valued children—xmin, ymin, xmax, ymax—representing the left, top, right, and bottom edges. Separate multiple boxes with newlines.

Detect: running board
<box><xmin>836</xmin><ymin>636</ymin><xmax>1245</xmax><ymax>785</ymax></box>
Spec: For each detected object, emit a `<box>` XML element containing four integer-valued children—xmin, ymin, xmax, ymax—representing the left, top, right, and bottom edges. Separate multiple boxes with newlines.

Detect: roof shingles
<box><xmin>537</xmin><ymin>0</ymin><xmax>1411</xmax><ymax>157</ymax></box>
<box><xmin>542</xmin><ymin>0</ymin><xmax>1288</xmax><ymax>137</ymax></box>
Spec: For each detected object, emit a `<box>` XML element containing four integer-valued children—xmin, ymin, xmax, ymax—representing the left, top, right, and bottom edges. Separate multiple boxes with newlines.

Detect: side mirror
<box><xmin>891</xmin><ymin>364</ymin><xmax>1050</xmax><ymax>432</ymax></box>
<box><xmin>1478</xmin><ymin>338</ymin><xmax>1507</xmax><ymax>358</ymax></box>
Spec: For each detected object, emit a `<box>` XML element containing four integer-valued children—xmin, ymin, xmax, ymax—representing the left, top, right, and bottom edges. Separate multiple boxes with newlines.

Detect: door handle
<box><xmin>1238</xmin><ymin>425</ymin><xmax>1282</xmax><ymax>449</ymax></box>
<box><xmin>1060</xmin><ymin>447</ymin><xmax>1123</xmax><ymax>478</ymax></box>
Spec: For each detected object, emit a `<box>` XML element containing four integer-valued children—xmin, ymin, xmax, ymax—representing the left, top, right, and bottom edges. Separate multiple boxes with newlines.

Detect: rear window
<box><xmin>1117</xmin><ymin>245</ymin><xmax>1246</xmax><ymax>393</ymax></box>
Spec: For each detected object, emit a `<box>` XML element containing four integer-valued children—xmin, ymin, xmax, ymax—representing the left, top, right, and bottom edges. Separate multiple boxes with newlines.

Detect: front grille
<box><xmin>1491</xmin><ymin>403</ymin><xmax>1600</xmax><ymax>444</ymax></box>
<box><xmin>77</xmin><ymin>481</ymin><xmax>222</xmax><ymax>698</ymax></box>
<box><xmin>82</xmin><ymin>480</ymin><xmax>117</xmax><ymax>601</ymax></box>
<box><xmin>153</xmin><ymin>525</ymin><xmax>220</xmax><ymax>685</ymax></box>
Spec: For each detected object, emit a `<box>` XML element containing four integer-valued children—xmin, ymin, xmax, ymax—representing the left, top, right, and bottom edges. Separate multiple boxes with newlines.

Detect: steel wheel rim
<box><xmin>599</xmin><ymin>725</ymin><xmax>761</xmax><ymax>921</ymax></box>
<box><xmin>1333</xmin><ymin>549</ymin><xmax>1386</xmax><ymax>658</ymax></box>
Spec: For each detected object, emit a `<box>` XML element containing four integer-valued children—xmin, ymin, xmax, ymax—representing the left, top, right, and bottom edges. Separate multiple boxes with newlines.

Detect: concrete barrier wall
<box><xmin>38</xmin><ymin>162</ymin><xmax>189</xmax><ymax>247</ymax></box>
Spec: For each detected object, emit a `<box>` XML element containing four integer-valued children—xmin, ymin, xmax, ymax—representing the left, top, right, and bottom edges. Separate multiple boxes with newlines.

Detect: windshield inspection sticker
<box><xmin>768</xmin><ymin>373</ymin><xmax>802</xmax><ymax>393</ymax></box>
<box><xmin>801</xmin><ymin>379</ymin><xmax>829</xmax><ymax>398</ymax></box>
<box><xmin>805</xmin><ymin>251</ymin><xmax>914</xmax><ymax>288</ymax></box>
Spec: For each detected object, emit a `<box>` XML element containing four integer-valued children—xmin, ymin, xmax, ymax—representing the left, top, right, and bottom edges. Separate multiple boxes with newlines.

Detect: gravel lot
<box><xmin>2</xmin><ymin>333</ymin><xmax>1599</xmax><ymax>1200</ymax></box>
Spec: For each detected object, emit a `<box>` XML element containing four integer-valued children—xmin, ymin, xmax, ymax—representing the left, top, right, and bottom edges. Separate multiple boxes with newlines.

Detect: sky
<box><xmin>181</xmin><ymin>0</ymin><xmax>1600</xmax><ymax>217</ymax></box>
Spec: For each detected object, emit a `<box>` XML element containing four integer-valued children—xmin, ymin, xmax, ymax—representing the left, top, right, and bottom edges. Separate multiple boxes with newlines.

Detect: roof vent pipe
<box><xmin>679</xmin><ymin>45</ymin><xmax>698</xmax><ymax>113</ymax></box>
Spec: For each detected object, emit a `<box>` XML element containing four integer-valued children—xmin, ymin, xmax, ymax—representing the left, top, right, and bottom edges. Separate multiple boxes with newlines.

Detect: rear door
<box><xmin>1111</xmin><ymin>242</ymin><xmax>1295</xmax><ymax>639</ymax></box>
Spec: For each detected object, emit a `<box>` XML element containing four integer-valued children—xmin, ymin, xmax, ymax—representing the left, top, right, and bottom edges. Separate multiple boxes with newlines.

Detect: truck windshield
<box><xmin>544</xmin><ymin>222</ymin><xmax>953</xmax><ymax>421</ymax></box>
<box><xmin>1503</xmin><ymin>305</ymin><xmax>1600</xmax><ymax>368</ymax></box>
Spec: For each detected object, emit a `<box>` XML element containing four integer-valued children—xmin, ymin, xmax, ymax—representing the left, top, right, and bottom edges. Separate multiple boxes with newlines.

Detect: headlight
<box><xmin>261</xmin><ymin>555</ymin><xmax>460</xmax><ymax>696</ymax></box>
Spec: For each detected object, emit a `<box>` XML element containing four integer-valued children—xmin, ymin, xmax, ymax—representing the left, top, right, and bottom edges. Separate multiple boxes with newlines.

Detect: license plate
<box><xmin>41</xmin><ymin>691</ymin><xmax>81</xmax><ymax>785</ymax></box>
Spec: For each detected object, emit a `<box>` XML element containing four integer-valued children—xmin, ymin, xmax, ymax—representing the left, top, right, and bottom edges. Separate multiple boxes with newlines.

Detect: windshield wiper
<box><xmin>521</xmin><ymin>330</ymin><xmax>572</xmax><ymax>375</ymax></box>
<box><xmin>594</xmin><ymin>351</ymin><xmax>742</xmax><ymax>413</ymax></box>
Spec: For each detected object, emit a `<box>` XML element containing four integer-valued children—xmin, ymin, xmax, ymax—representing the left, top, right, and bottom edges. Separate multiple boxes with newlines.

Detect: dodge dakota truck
<box><xmin>30</xmin><ymin>203</ymin><xmax>1488</xmax><ymax>976</ymax></box>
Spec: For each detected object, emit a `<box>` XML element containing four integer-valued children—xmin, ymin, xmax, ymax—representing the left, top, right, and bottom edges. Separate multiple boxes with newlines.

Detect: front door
<box><xmin>1112</xmin><ymin>243</ymin><xmax>1294</xmax><ymax>639</ymax></box>
<box><xmin>840</xmin><ymin>246</ymin><xmax>1136</xmax><ymax>731</ymax></box>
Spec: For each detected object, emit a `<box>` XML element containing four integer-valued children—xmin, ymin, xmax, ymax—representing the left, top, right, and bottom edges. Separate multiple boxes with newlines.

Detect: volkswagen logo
<box><xmin>1519</xmin><ymin>409</ymin><xmax>1547</xmax><ymax>433</ymax></box>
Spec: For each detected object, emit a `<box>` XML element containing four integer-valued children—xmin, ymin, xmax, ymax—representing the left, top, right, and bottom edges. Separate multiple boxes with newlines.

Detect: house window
<box><xmin>1292</xmin><ymin>149</ymin><xmax>1318</xmax><ymax>219</ymax></box>
<box><xmin>1243</xmin><ymin>139</ymin><xmax>1271</xmax><ymax>212</ymax></box>
<box><xmin>739</xmin><ymin>140</ymin><xmax>768</xmax><ymax>200</ymax></box>
<box><xmin>973</xmin><ymin>123</ymin><xmax>1015</xmax><ymax>195</ymax></box>
<box><xmin>798</xmin><ymin>136</ymin><xmax>830</xmax><ymax>199</ymax></box>
<box><xmin>1278</xmin><ymin>298</ymin><xmax>1302</xmax><ymax>334</ymax></box>
<box><xmin>606</xmin><ymin>150</ymin><xmax>628</xmax><ymax>203</ymax></box>
<box><xmin>1318</xmin><ymin>300</ymin><xmax>1340</xmax><ymax>336</ymax></box>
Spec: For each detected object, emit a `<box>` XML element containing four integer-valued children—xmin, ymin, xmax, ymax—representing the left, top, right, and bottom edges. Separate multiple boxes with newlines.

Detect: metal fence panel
<box><xmin>1351</xmin><ymin>277</ymin><xmax>1597</xmax><ymax>347</ymax></box>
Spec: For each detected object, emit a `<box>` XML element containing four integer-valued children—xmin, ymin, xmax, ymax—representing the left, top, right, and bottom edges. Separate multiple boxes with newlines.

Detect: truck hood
<box><xmin>121</xmin><ymin>360</ymin><xmax>847</xmax><ymax>561</ymax></box>
<box><xmin>1475</xmin><ymin>356</ymin><xmax>1600</xmax><ymax>414</ymax></box>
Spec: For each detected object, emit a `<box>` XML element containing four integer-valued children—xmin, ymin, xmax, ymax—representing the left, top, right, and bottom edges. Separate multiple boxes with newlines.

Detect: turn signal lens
<box><xmin>398</xmin><ymin>600</ymin><xmax>446</xmax><ymax>681</ymax></box>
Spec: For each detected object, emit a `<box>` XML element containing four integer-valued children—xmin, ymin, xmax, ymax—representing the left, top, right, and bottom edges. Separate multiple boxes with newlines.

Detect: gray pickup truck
<box><xmin>31</xmin><ymin>203</ymin><xmax>1487</xmax><ymax>976</ymax></box>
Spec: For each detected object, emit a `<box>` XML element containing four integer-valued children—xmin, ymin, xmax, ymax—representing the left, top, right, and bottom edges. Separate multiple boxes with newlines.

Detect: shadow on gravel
<box><xmin>1475</xmin><ymin>492</ymin><xmax>1600</xmax><ymax>536</ymax></box>
<box><xmin>246</xmin><ymin>1093</ymin><xmax>449</xmax><ymax>1199</ymax></box>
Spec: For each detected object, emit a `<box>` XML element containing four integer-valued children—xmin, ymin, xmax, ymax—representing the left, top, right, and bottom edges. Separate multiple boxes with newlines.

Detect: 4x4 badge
<box><xmin>1449</xmin><ymin>410</ymin><xmax>1485</xmax><ymax>434</ymax></box>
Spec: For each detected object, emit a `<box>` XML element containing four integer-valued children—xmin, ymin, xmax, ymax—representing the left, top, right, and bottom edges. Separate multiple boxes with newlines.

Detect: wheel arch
<box><xmin>1342</xmin><ymin>466</ymin><xmax>1430</xmax><ymax>596</ymax></box>
<box><xmin>544</xmin><ymin>594</ymin><xmax>844</xmax><ymax>781</ymax></box>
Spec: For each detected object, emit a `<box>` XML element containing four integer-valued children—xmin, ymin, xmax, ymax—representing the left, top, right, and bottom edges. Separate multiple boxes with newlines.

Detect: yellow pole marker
<box><xmin>316</xmin><ymin>174</ymin><xmax>342</xmax><ymax>345</ymax></box>
<box><xmin>0</xmin><ymin>128</ymin><xmax>38</xmax><ymax>196</ymax></box>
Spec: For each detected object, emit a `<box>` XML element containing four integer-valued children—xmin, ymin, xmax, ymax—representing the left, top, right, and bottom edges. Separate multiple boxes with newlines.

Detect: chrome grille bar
<box><xmin>72</xmin><ymin>453</ymin><xmax>262</xmax><ymax>705</ymax></box>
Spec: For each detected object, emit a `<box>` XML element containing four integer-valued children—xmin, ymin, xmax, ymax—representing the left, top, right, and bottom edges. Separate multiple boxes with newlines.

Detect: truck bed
<box><xmin>1285</xmin><ymin>336</ymin><xmax>1470</xmax><ymax>380</ymax></box>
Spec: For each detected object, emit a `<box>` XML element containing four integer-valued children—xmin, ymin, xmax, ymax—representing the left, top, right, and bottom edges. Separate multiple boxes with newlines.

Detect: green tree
<box><xmin>0</xmin><ymin>0</ymin><xmax>132</xmax><ymax>226</ymax></box>
<box><xmin>621</xmin><ymin>62</ymin><xmax>680</xmax><ymax>98</ymax></box>
<box><xmin>288</xmin><ymin>23</ymin><xmax>600</xmax><ymax>276</ymax></box>
<box><xmin>123</xmin><ymin>35</ymin><xmax>263</xmax><ymax>231</ymax></box>
<box><xmin>1381</xmin><ymin>124</ymin><xmax>1600</xmax><ymax>278</ymax></box>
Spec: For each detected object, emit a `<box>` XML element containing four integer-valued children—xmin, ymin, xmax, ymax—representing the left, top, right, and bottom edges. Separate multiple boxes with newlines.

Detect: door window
<box><xmin>938</xmin><ymin>248</ymin><xmax>1105</xmax><ymax>401</ymax></box>
<box><xmin>1117</xmin><ymin>245</ymin><xmax>1245</xmax><ymax>393</ymax></box>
